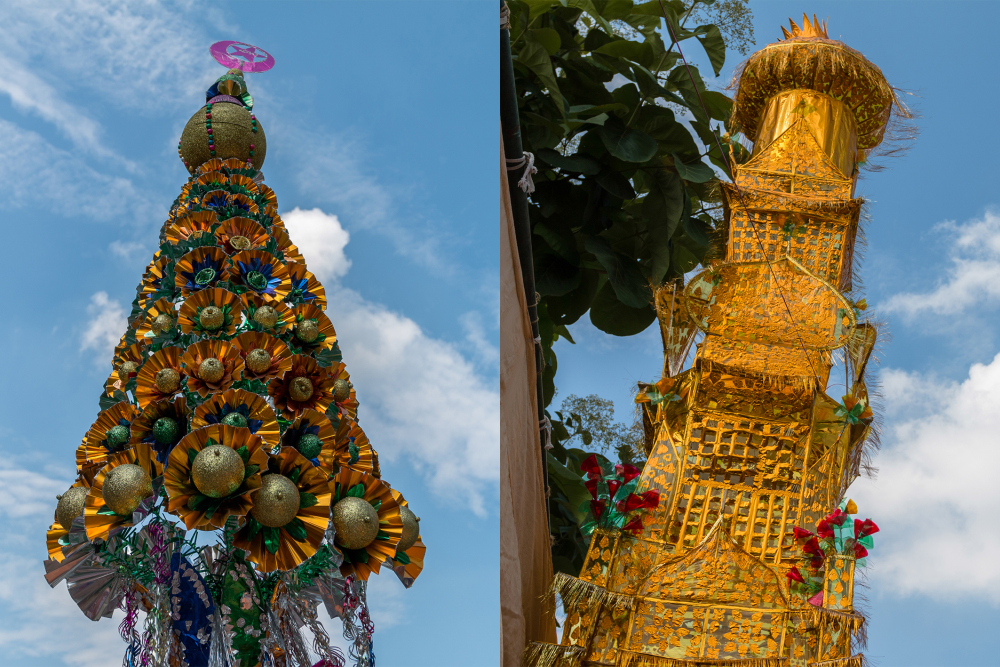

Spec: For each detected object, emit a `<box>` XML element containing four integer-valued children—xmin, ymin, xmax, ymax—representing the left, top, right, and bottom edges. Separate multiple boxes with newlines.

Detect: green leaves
<box><xmin>597</xmin><ymin>119</ymin><xmax>658</xmax><ymax>163</ymax></box>
<box><xmin>235</xmin><ymin>445</ymin><xmax>250</xmax><ymax>464</ymax></box>
<box><xmin>517</xmin><ymin>34</ymin><xmax>565</xmax><ymax>117</ymax></box>
<box><xmin>347</xmin><ymin>483</ymin><xmax>366</xmax><ymax>498</ymax></box>
<box><xmin>589</xmin><ymin>281</ymin><xmax>656</xmax><ymax>336</ymax></box>
<box><xmin>284</xmin><ymin>518</ymin><xmax>308</xmax><ymax>542</ymax></box>
<box><xmin>672</xmin><ymin>153</ymin><xmax>716</xmax><ymax>183</ymax></box>
<box><xmin>584</xmin><ymin>237</ymin><xmax>649</xmax><ymax>309</ymax></box>
<box><xmin>693</xmin><ymin>24</ymin><xmax>726</xmax><ymax>76</ymax></box>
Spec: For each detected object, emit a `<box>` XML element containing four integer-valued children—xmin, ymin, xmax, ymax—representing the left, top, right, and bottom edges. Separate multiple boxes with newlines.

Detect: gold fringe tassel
<box><xmin>617</xmin><ymin>650</ymin><xmax>784</xmax><ymax>667</ymax></box>
<box><xmin>522</xmin><ymin>642</ymin><xmax>585</xmax><ymax>667</ymax></box>
<box><xmin>811</xmin><ymin>654</ymin><xmax>864</xmax><ymax>667</ymax></box>
<box><xmin>541</xmin><ymin>571</ymin><xmax>636</xmax><ymax>612</ymax></box>
<box><xmin>809</xmin><ymin>607</ymin><xmax>866</xmax><ymax>636</ymax></box>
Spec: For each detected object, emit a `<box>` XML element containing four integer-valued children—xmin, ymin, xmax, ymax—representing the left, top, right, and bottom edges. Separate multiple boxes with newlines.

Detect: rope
<box><xmin>501</xmin><ymin>2</ymin><xmax>511</xmax><ymax>30</ymax></box>
<box><xmin>657</xmin><ymin>1</ymin><xmax>820</xmax><ymax>383</ymax></box>
<box><xmin>506</xmin><ymin>152</ymin><xmax>537</xmax><ymax>194</ymax></box>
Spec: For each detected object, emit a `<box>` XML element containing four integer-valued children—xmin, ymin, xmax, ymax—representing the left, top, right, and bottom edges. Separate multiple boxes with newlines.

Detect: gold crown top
<box><xmin>780</xmin><ymin>13</ymin><xmax>829</xmax><ymax>40</ymax></box>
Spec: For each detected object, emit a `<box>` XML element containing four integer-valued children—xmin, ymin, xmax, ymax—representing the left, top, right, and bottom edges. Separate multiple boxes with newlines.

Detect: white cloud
<box><xmin>281</xmin><ymin>207</ymin><xmax>499</xmax><ymax>515</ymax></box>
<box><xmin>109</xmin><ymin>240</ymin><xmax>148</xmax><ymax>263</ymax></box>
<box><xmin>80</xmin><ymin>291</ymin><xmax>126</xmax><ymax>361</ymax></box>
<box><xmin>849</xmin><ymin>356</ymin><xmax>1000</xmax><ymax>604</ymax></box>
<box><xmin>460</xmin><ymin>310</ymin><xmax>500</xmax><ymax>372</ymax></box>
<box><xmin>281</xmin><ymin>207</ymin><xmax>352</xmax><ymax>278</ymax></box>
<box><xmin>882</xmin><ymin>209</ymin><xmax>1000</xmax><ymax>317</ymax></box>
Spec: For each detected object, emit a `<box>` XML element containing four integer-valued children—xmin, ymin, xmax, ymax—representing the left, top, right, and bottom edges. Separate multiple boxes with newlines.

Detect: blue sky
<box><xmin>553</xmin><ymin>3</ymin><xmax>1000</xmax><ymax>666</ymax></box>
<box><xmin>0</xmin><ymin>2</ymin><xmax>498</xmax><ymax>666</ymax></box>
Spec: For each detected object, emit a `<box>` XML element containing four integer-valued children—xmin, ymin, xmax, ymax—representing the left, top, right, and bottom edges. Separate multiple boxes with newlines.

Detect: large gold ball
<box><xmin>295</xmin><ymin>320</ymin><xmax>319</xmax><ymax>343</ymax></box>
<box><xmin>55</xmin><ymin>486</ymin><xmax>89</xmax><ymax>530</ymax></box>
<box><xmin>179</xmin><ymin>103</ymin><xmax>266</xmax><ymax>172</ymax></box>
<box><xmin>397</xmin><ymin>505</ymin><xmax>421</xmax><ymax>552</ymax></box>
<box><xmin>118</xmin><ymin>360</ymin><xmax>139</xmax><ymax>383</ymax></box>
<box><xmin>289</xmin><ymin>376</ymin><xmax>314</xmax><ymax>402</ymax></box>
<box><xmin>199</xmin><ymin>306</ymin><xmax>225</xmax><ymax>330</ymax></box>
<box><xmin>199</xmin><ymin>357</ymin><xmax>225</xmax><ymax>383</ymax></box>
<box><xmin>254</xmin><ymin>305</ymin><xmax>279</xmax><ymax>328</ymax></box>
<box><xmin>151</xmin><ymin>313</ymin><xmax>174</xmax><ymax>335</ymax></box>
<box><xmin>333</xmin><ymin>379</ymin><xmax>352</xmax><ymax>403</ymax></box>
<box><xmin>250</xmin><ymin>474</ymin><xmax>301</xmax><ymax>528</ymax></box>
<box><xmin>246</xmin><ymin>348</ymin><xmax>272</xmax><ymax>374</ymax></box>
<box><xmin>332</xmin><ymin>497</ymin><xmax>380</xmax><ymax>550</ymax></box>
<box><xmin>191</xmin><ymin>445</ymin><xmax>245</xmax><ymax>498</ymax></box>
<box><xmin>155</xmin><ymin>367</ymin><xmax>181</xmax><ymax>394</ymax></box>
<box><xmin>102</xmin><ymin>464</ymin><xmax>153</xmax><ymax>516</ymax></box>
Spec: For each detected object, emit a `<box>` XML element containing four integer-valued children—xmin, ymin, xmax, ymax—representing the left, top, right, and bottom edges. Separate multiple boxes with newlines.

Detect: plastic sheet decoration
<box><xmin>525</xmin><ymin>16</ymin><xmax>907</xmax><ymax>667</ymax></box>
<box><xmin>41</xmin><ymin>44</ymin><xmax>424</xmax><ymax>667</ymax></box>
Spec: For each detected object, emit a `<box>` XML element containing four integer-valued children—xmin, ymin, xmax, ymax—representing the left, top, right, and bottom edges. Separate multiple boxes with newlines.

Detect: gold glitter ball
<box><xmin>332</xmin><ymin>496</ymin><xmax>380</xmax><ymax>550</ymax></box>
<box><xmin>199</xmin><ymin>305</ymin><xmax>225</xmax><ymax>330</ymax></box>
<box><xmin>295</xmin><ymin>320</ymin><xmax>319</xmax><ymax>343</ymax></box>
<box><xmin>179</xmin><ymin>102</ymin><xmax>266</xmax><ymax>171</ymax></box>
<box><xmin>118</xmin><ymin>360</ymin><xmax>139</xmax><ymax>383</ymax></box>
<box><xmin>191</xmin><ymin>445</ymin><xmax>245</xmax><ymax>499</ymax></box>
<box><xmin>199</xmin><ymin>357</ymin><xmax>225</xmax><ymax>383</ymax></box>
<box><xmin>155</xmin><ymin>367</ymin><xmax>181</xmax><ymax>394</ymax></box>
<box><xmin>229</xmin><ymin>235</ymin><xmax>252</xmax><ymax>250</ymax></box>
<box><xmin>254</xmin><ymin>305</ymin><xmax>279</xmax><ymax>328</ymax></box>
<box><xmin>55</xmin><ymin>486</ymin><xmax>89</xmax><ymax>530</ymax></box>
<box><xmin>151</xmin><ymin>313</ymin><xmax>174</xmax><ymax>335</ymax></box>
<box><xmin>102</xmin><ymin>464</ymin><xmax>153</xmax><ymax>516</ymax></box>
<box><xmin>397</xmin><ymin>505</ymin><xmax>421</xmax><ymax>553</ymax></box>
<box><xmin>250</xmin><ymin>474</ymin><xmax>301</xmax><ymax>528</ymax></box>
<box><xmin>289</xmin><ymin>376</ymin><xmax>314</xmax><ymax>402</ymax></box>
<box><xmin>333</xmin><ymin>379</ymin><xmax>352</xmax><ymax>403</ymax></box>
<box><xmin>246</xmin><ymin>348</ymin><xmax>272</xmax><ymax>374</ymax></box>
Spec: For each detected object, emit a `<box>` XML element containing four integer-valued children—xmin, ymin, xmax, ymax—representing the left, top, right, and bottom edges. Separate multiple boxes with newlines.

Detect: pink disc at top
<box><xmin>210</xmin><ymin>41</ymin><xmax>275</xmax><ymax>73</ymax></box>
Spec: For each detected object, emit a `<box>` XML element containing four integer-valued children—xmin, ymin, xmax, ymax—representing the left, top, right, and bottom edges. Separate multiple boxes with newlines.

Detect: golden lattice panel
<box><xmin>701</xmin><ymin>337</ymin><xmax>831</xmax><ymax>387</ymax></box>
<box><xmin>727</xmin><ymin>208</ymin><xmax>855</xmax><ymax>289</ymax></box>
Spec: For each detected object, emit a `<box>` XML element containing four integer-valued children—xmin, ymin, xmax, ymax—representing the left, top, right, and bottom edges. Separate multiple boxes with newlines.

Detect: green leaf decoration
<box><xmin>202</xmin><ymin>500</ymin><xmax>220</xmax><ymax>521</ymax></box>
<box><xmin>348</xmin><ymin>443</ymin><xmax>360</xmax><ymax>465</ymax></box>
<box><xmin>246</xmin><ymin>516</ymin><xmax>263</xmax><ymax>540</ymax></box>
<box><xmin>288</xmin><ymin>466</ymin><xmax>301</xmax><ymax>484</ymax></box>
<box><xmin>299</xmin><ymin>492</ymin><xmax>318</xmax><ymax>509</ymax></box>
<box><xmin>243</xmin><ymin>464</ymin><xmax>260</xmax><ymax>480</ymax></box>
<box><xmin>235</xmin><ymin>445</ymin><xmax>250</xmax><ymax>464</ymax></box>
<box><xmin>263</xmin><ymin>527</ymin><xmax>280</xmax><ymax>554</ymax></box>
<box><xmin>368</xmin><ymin>498</ymin><xmax>382</xmax><ymax>511</ymax></box>
<box><xmin>97</xmin><ymin>505</ymin><xmax>118</xmax><ymax>516</ymax></box>
<box><xmin>332</xmin><ymin>482</ymin><xmax>341</xmax><ymax>503</ymax></box>
<box><xmin>187</xmin><ymin>448</ymin><xmax>199</xmax><ymax>466</ymax></box>
<box><xmin>375</xmin><ymin>530</ymin><xmax>390</xmax><ymax>541</ymax></box>
<box><xmin>395</xmin><ymin>551</ymin><xmax>411</xmax><ymax>565</ymax></box>
<box><xmin>283</xmin><ymin>517</ymin><xmax>308</xmax><ymax>541</ymax></box>
<box><xmin>347</xmin><ymin>483</ymin><xmax>366</xmax><ymax>498</ymax></box>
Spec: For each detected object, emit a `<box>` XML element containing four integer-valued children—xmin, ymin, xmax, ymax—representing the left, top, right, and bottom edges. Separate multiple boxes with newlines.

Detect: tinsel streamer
<box><xmin>140</xmin><ymin>522</ymin><xmax>171</xmax><ymax>667</ymax></box>
<box><xmin>338</xmin><ymin>577</ymin><xmax>374</xmax><ymax>667</ymax></box>
<box><xmin>291</xmin><ymin>587</ymin><xmax>344</xmax><ymax>667</ymax></box>
<box><xmin>119</xmin><ymin>587</ymin><xmax>142</xmax><ymax>667</ymax></box>
<box><xmin>208</xmin><ymin>605</ymin><xmax>235</xmax><ymax>667</ymax></box>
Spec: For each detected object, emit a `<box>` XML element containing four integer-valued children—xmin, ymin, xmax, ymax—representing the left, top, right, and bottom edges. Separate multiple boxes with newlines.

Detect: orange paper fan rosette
<box><xmin>177</xmin><ymin>288</ymin><xmax>243</xmax><ymax>337</ymax></box>
<box><xmin>233</xmin><ymin>447</ymin><xmax>333</xmax><ymax>572</ymax></box>
<box><xmin>388</xmin><ymin>487</ymin><xmax>425</xmax><ymax>587</ymax></box>
<box><xmin>112</xmin><ymin>341</ymin><xmax>149</xmax><ymax>376</ymax></box>
<box><xmin>135</xmin><ymin>346</ymin><xmax>185</xmax><ymax>407</ymax></box>
<box><xmin>78</xmin><ymin>401</ymin><xmax>137</xmax><ymax>469</ymax></box>
<box><xmin>281</xmin><ymin>409</ymin><xmax>337</xmax><ymax>469</ymax></box>
<box><xmin>195</xmin><ymin>158</ymin><xmax>227</xmax><ymax>175</ymax></box>
<box><xmin>227</xmin><ymin>193</ymin><xmax>260</xmax><ymax>217</ymax></box>
<box><xmin>330</xmin><ymin>467</ymin><xmax>402</xmax><ymax>581</ymax></box>
<box><xmin>285</xmin><ymin>262</ymin><xmax>327</xmax><ymax>309</ymax></box>
<box><xmin>130</xmin><ymin>396</ymin><xmax>189</xmax><ymax>461</ymax></box>
<box><xmin>319</xmin><ymin>416</ymin><xmax>376</xmax><ymax>476</ymax></box>
<box><xmin>192</xmin><ymin>388</ymin><xmax>280</xmax><ymax>450</ymax></box>
<box><xmin>179</xmin><ymin>340</ymin><xmax>245</xmax><ymax>397</ymax></box>
<box><xmin>227</xmin><ymin>174</ymin><xmax>260</xmax><ymax>196</ymax></box>
<box><xmin>241</xmin><ymin>293</ymin><xmax>295</xmax><ymax>335</ymax></box>
<box><xmin>257</xmin><ymin>183</ymin><xmax>277</xmax><ymax>209</ymax></box>
<box><xmin>83</xmin><ymin>442</ymin><xmax>163</xmax><ymax>541</ymax></box>
<box><xmin>232</xmin><ymin>331</ymin><xmax>293</xmax><ymax>382</ymax></box>
<box><xmin>140</xmin><ymin>256</ymin><xmax>172</xmax><ymax>305</ymax></box>
<box><xmin>135</xmin><ymin>298</ymin><xmax>177</xmax><ymax>341</ymax></box>
<box><xmin>268</xmin><ymin>355</ymin><xmax>336</xmax><ymax>418</ymax></box>
<box><xmin>196</xmin><ymin>171</ymin><xmax>228</xmax><ymax>189</ymax></box>
<box><xmin>215</xmin><ymin>216</ymin><xmax>269</xmax><ymax>254</ymax></box>
<box><xmin>290</xmin><ymin>304</ymin><xmax>337</xmax><ymax>352</ymax></box>
<box><xmin>164</xmin><ymin>424</ymin><xmax>268</xmax><ymax>530</ymax></box>
<box><xmin>270</xmin><ymin>225</ymin><xmax>304</xmax><ymax>264</ymax></box>
<box><xmin>229</xmin><ymin>249</ymin><xmax>290</xmax><ymax>301</ymax></box>
<box><xmin>164</xmin><ymin>211</ymin><xmax>218</xmax><ymax>245</ymax></box>
<box><xmin>174</xmin><ymin>246</ymin><xmax>231</xmax><ymax>296</ymax></box>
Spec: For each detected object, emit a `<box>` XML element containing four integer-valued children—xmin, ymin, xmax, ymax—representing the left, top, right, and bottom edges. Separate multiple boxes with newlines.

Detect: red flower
<box><xmin>607</xmin><ymin>480</ymin><xmax>621</xmax><ymax>498</ymax></box>
<box><xmin>802</xmin><ymin>537</ymin><xmax>822</xmax><ymax>555</ymax></box>
<box><xmin>615</xmin><ymin>463</ymin><xmax>641</xmax><ymax>484</ymax></box>
<box><xmin>622</xmin><ymin>493</ymin><xmax>646</xmax><ymax>512</ymax></box>
<box><xmin>855</xmin><ymin>518</ymin><xmax>880</xmax><ymax>538</ymax></box>
<box><xmin>816</xmin><ymin>519</ymin><xmax>834</xmax><ymax>538</ymax></box>
<box><xmin>580</xmin><ymin>454</ymin><xmax>602</xmax><ymax>480</ymax></box>
<box><xmin>640</xmin><ymin>489</ymin><xmax>660</xmax><ymax>509</ymax></box>
<box><xmin>807</xmin><ymin>592</ymin><xmax>824</xmax><ymax>607</ymax></box>
<box><xmin>809</xmin><ymin>557</ymin><xmax>824</xmax><ymax>571</ymax></box>
<box><xmin>590</xmin><ymin>499</ymin><xmax>606</xmax><ymax>519</ymax></box>
<box><xmin>786</xmin><ymin>567</ymin><xmax>805</xmax><ymax>583</ymax></box>
<box><xmin>825</xmin><ymin>509</ymin><xmax>848</xmax><ymax>526</ymax></box>
<box><xmin>854</xmin><ymin>543</ymin><xmax>869</xmax><ymax>559</ymax></box>
<box><xmin>793</xmin><ymin>526</ymin><xmax>814</xmax><ymax>540</ymax></box>
<box><xmin>622</xmin><ymin>516</ymin><xmax>644</xmax><ymax>535</ymax></box>
<box><xmin>585</xmin><ymin>477</ymin><xmax>600</xmax><ymax>499</ymax></box>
